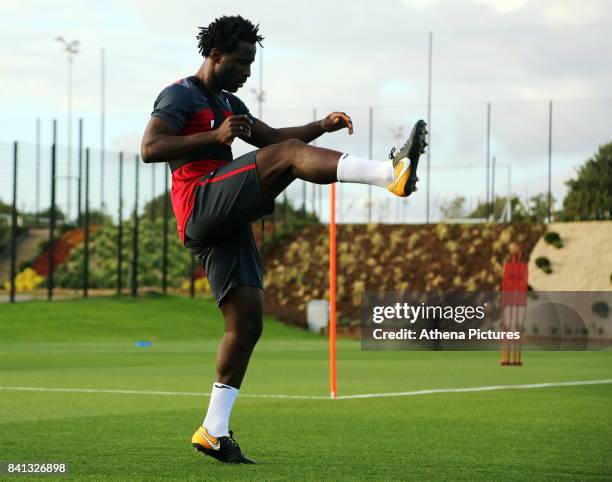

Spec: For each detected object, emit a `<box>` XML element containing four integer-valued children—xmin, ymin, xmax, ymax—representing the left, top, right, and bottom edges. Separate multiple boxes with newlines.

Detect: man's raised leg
<box><xmin>255</xmin><ymin>119</ymin><xmax>428</xmax><ymax>203</ymax></box>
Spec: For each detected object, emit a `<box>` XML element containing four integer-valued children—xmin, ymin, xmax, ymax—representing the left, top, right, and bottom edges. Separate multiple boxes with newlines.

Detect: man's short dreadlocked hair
<box><xmin>197</xmin><ymin>15</ymin><xmax>264</xmax><ymax>57</ymax></box>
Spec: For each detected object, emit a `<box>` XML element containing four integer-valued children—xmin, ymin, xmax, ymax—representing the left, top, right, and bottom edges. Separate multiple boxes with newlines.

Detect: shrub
<box><xmin>407</xmin><ymin>232</ymin><xmax>421</xmax><ymax>249</ymax></box>
<box><xmin>592</xmin><ymin>301</ymin><xmax>609</xmax><ymax>318</ymax></box>
<box><xmin>435</xmin><ymin>223</ymin><xmax>449</xmax><ymax>241</ymax></box>
<box><xmin>498</xmin><ymin>226</ymin><xmax>513</xmax><ymax>245</ymax></box>
<box><xmin>544</xmin><ymin>231</ymin><xmax>563</xmax><ymax>248</ymax></box>
<box><xmin>181</xmin><ymin>277</ymin><xmax>210</xmax><ymax>293</ymax></box>
<box><xmin>52</xmin><ymin>221</ymin><xmax>194</xmax><ymax>289</ymax></box>
<box><xmin>535</xmin><ymin>256</ymin><xmax>552</xmax><ymax>274</ymax></box>
<box><xmin>445</xmin><ymin>240</ymin><xmax>459</xmax><ymax>252</ymax></box>
<box><xmin>3</xmin><ymin>268</ymin><xmax>44</xmax><ymax>292</ymax></box>
<box><xmin>18</xmin><ymin>260</ymin><xmax>33</xmax><ymax>271</ymax></box>
<box><xmin>339</xmin><ymin>317</ymin><xmax>352</xmax><ymax>327</ymax></box>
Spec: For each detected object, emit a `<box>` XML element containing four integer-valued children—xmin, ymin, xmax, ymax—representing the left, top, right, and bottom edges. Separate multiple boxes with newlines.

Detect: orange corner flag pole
<box><xmin>329</xmin><ymin>183</ymin><xmax>337</xmax><ymax>399</ymax></box>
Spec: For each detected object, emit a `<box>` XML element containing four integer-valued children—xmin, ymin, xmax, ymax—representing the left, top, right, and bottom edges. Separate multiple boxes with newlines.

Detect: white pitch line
<box><xmin>0</xmin><ymin>386</ymin><xmax>327</xmax><ymax>400</ymax></box>
<box><xmin>334</xmin><ymin>378</ymin><xmax>612</xmax><ymax>399</ymax></box>
<box><xmin>0</xmin><ymin>379</ymin><xmax>610</xmax><ymax>401</ymax></box>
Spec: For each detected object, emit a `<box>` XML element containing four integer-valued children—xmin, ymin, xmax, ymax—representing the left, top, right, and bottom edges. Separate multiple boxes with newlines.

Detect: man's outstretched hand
<box><xmin>320</xmin><ymin>112</ymin><xmax>354</xmax><ymax>135</ymax></box>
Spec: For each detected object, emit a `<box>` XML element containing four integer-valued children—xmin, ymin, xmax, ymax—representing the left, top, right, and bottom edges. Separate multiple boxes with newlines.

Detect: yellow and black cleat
<box><xmin>192</xmin><ymin>426</ymin><xmax>256</xmax><ymax>464</ymax></box>
<box><xmin>387</xmin><ymin>120</ymin><xmax>428</xmax><ymax>197</ymax></box>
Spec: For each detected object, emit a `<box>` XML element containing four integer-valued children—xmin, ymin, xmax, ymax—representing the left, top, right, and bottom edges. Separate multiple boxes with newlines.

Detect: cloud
<box><xmin>0</xmin><ymin>0</ymin><xmax>610</xmax><ymax>219</ymax></box>
<box><xmin>403</xmin><ymin>0</ymin><xmax>529</xmax><ymax>14</ymax></box>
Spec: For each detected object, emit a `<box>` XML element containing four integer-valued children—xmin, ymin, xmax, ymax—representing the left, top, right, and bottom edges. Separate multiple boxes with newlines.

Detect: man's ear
<box><xmin>209</xmin><ymin>48</ymin><xmax>223</xmax><ymax>63</ymax></box>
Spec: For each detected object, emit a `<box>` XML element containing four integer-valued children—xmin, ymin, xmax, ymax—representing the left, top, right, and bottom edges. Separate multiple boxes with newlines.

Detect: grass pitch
<box><xmin>0</xmin><ymin>295</ymin><xmax>611</xmax><ymax>481</ymax></box>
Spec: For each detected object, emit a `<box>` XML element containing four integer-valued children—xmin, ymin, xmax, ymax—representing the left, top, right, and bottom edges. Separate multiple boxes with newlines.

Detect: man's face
<box><xmin>214</xmin><ymin>41</ymin><xmax>256</xmax><ymax>93</ymax></box>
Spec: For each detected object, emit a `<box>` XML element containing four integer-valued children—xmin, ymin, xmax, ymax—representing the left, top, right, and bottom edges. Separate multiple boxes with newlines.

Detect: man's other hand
<box><xmin>320</xmin><ymin>112</ymin><xmax>354</xmax><ymax>135</ymax></box>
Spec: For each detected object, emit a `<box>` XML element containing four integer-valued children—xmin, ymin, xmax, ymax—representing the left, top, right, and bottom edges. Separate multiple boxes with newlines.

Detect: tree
<box><xmin>439</xmin><ymin>196</ymin><xmax>466</xmax><ymax>220</ymax></box>
<box><xmin>142</xmin><ymin>193</ymin><xmax>172</xmax><ymax>222</ymax></box>
<box><xmin>24</xmin><ymin>207</ymin><xmax>66</xmax><ymax>222</ymax></box>
<box><xmin>562</xmin><ymin>142</ymin><xmax>612</xmax><ymax>220</ymax></box>
<box><xmin>467</xmin><ymin>195</ymin><xmax>530</xmax><ymax>222</ymax></box>
<box><xmin>0</xmin><ymin>198</ymin><xmax>11</xmax><ymax>215</ymax></box>
<box><xmin>75</xmin><ymin>209</ymin><xmax>114</xmax><ymax>226</ymax></box>
<box><xmin>525</xmin><ymin>193</ymin><xmax>554</xmax><ymax>223</ymax></box>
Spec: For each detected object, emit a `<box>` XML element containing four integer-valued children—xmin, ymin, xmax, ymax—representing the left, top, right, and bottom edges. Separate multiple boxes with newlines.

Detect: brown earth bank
<box><xmin>262</xmin><ymin>223</ymin><xmax>545</xmax><ymax>328</ymax></box>
<box><xmin>529</xmin><ymin>221</ymin><xmax>612</xmax><ymax>291</ymax></box>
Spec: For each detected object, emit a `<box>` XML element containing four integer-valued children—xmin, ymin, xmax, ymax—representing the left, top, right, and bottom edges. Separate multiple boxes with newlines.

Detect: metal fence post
<box><xmin>426</xmin><ymin>32</ymin><xmax>433</xmax><ymax>224</ymax></box>
<box><xmin>318</xmin><ymin>185</ymin><xmax>322</xmax><ymax>221</ymax></box>
<box><xmin>151</xmin><ymin>163</ymin><xmax>156</xmax><ymax>222</ymax></box>
<box><xmin>48</xmin><ymin>120</ymin><xmax>57</xmax><ymax>301</ymax></box>
<box><xmin>312</xmin><ymin>107</ymin><xmax>317</xmax><ymax>219</ymax></box>
<box><xmin>9</xmin><ymin>141</ymin><xmax>18</xmax><ymax>303</ymax></box>
<box><xmin>131</xmin><ymin>154</ymin><xmax>139</xmax><ymax>297</ymax></box>
<box><xmin>368</xmin><ymin>106</ymin><xmax>373</xmax><ymax>224</ymax></box>
<box><xmin>77</xmin><ymin>119</ymin><xmax>83</xmax><ymax>226</ymax></box>
<box><xmin>190</xmin><ymin>256</ymin><xmax>195</xmax><ymax>299</ymax></box>
<box><xmin>35</xmin><ymin>118</ymin><xmax>40</xmax><ymax>226</ymax></box>
<box><xmin>491</xmin><ymin>155</ymin><xmax>496</xmax><ymax>223</ymax></box>
<box><xmin>162</xmin><ymin>164</ymin><xmax>169</xmax><ymax>294</ymax></box>
<box><xmin>486</xmin><ymin>102</ymin><xmax>491</xmax><ymax>221</ymax></box>
<box><xmin>302</xmin><ymin>180</ymin><xmax>306</xmax><ymax>218</ymax></box>
<box><xmin>547</xmin><ymin>100</ymin><xmax>553</xmax><ymax>223</ymax></box>
<box><xmin>283</xmin><ymin>191</ymin><xmax>288</xmax><ymax>228</ymax></box>
<box><xmin>117</xmin><ymin>152</ymin><xmax>124</xmax><ymax>295</ymax></box>
<box><xmin>83</xmin><ymin>148</ymin><xmax>90</xmax><ymax>298</ymax></box>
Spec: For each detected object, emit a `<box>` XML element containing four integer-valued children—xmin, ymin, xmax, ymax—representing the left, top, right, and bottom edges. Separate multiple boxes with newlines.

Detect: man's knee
<box><xmin>281</xmin><ymin>138</ymin><xmax>306</xmax><ymax>152</ymax></box>
<box><xmin>272</xmin><ymin>138</ymin><xmax>306</xmax><ymax>164</ymax></box>
<box><xmin>277</xmin><ymin>139</ymin><xmax>307</xmax><ymax>175</ymax></box>
<box><xmin>227</xmin><ymin>315</ymin><xmax>263</xmax><ymax>348</ymax></box>
<box><xmin>257</xmin><ymin>139</ymin><xmax>305</xmax><ymax>176</ymax></box>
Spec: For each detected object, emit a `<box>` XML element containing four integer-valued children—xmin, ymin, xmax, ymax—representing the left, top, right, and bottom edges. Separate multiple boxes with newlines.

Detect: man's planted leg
<box><xmin>192</xmin><ymin>286</ymin><xmax>262</xmax><ymax>464</ymax></box>
<box><xmin>215</xmin><ymin>286</ymin><xmax>263</xmax><ymax>389</ymax></box>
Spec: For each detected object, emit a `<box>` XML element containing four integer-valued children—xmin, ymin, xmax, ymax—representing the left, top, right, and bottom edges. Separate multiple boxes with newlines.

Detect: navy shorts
<box><xmin>184</xmin><ymin>151</ymin><xmax>274</xmax><ymax>306</ymax></box>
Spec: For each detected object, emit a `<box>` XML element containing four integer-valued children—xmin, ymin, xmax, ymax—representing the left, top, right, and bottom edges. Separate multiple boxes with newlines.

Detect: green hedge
<box><xmin>53</xmin><ymin>219</ymin><xmax>194</xmax><ymax>289</ymax></box>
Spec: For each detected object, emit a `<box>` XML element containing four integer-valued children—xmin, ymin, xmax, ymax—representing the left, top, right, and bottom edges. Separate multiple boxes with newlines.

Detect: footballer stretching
<box><xmin>141</xmin><ymin>15</ymin><xmax>427</xmax><ymax>464</ymax></box>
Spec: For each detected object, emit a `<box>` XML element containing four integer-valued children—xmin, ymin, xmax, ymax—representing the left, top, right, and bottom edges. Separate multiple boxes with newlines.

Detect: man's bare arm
<box><xmin>248</xmin><ymin>112</ymin><xmax>354</xmax><ymax>148</ymax></box>
<box><xmin>140</xmin><ymin>115</ymin><xmax>253</xmax><ymax>163</ymax></box>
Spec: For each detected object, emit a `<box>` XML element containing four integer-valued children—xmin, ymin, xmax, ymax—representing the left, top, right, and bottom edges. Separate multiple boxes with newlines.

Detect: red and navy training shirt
<box><xmin>150</xmin><ymin>76</ymin><xmax>254</xmax><ymax>244</ymax></box>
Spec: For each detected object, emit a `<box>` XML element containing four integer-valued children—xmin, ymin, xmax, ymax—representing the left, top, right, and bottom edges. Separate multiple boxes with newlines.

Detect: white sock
<box><xmin>336</xmin><ymin>153</ymin><xmax>393</xmax><ymax>188</ymax></box>
<box><xmin>203</xmin><ymin>383</ymin><xmax>239</xmax><ymax>437</ymax></box>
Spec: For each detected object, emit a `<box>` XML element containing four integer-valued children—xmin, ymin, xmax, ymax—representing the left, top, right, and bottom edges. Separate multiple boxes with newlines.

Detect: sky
<box><xmin>0</xmin><ymin>0</ymin><xmax>611</xmax><ymax>223</ymax></box>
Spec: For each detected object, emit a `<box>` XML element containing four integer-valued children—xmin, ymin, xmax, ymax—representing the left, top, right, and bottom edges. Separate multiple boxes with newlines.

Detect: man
<box><xmin>141</xmin><ymin>15</ymin><xmax>427</xmax><ymax>465</ymax></box>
